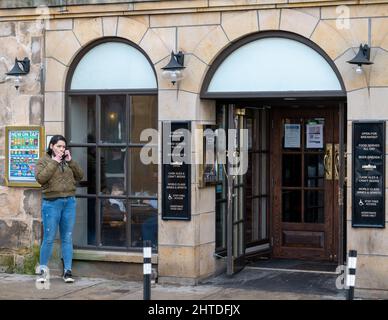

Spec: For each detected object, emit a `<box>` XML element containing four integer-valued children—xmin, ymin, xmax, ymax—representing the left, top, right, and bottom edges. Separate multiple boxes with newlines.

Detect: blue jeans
<box><xmin>39</xmin><ymin>197</ymin><xmax>76</xmax><ymax>272</ymax></box>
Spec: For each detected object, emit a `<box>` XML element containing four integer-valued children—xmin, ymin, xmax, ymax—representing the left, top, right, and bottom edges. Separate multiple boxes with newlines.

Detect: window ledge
<box><xmin>73</xmin><ymin>249</ymin><xmax>158</xmax><ymax>264</ymax></box>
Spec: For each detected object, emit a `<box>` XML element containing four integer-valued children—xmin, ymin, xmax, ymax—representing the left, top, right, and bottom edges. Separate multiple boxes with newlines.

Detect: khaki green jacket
<box><xmin>35</xmin><ymin>153</ymin><xmax>84</xmax><ymax>199</ymax></box>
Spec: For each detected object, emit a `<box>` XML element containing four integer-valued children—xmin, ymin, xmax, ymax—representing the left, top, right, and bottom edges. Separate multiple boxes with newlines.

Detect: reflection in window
<box><xmin>304</xmin><ymin>191</ymin><xmax>324</xmax><ymax>223</ymax></box>
<box><xmin>69</xmin><ymin>96</ymin><xmax>96</xmax><ymax>143</ymax></box>
<box><xmin>282</xmin><ymin>190</ymin><xmax>301</xmax><ymax>222</ymax></box>
<box><xmin>101</xmin><ymin>95</ymin><xmax>126</xmax><ymax>143</ymax></box>
<box><xmin>131</xmin><ymin>148</ymin><xmax>157</xmax><ymax>197</ymax></box>
<box><xmin>101</xmin><ymin>198</ymin><xmax>127</xmax><ymax>247</ymax></box>
<box><xmin>101</xmin><ymin>148</ymin><xmax>126</xmax><ymax>194</ymax></box>
<box><xmin>305</xmin><ymin>154</ymin><xmax>324</xmax><ymax>188</ymax></box>
<box><xmin>131</xmin><ymin>96</ymin><xmax>157</xmax><ymax>143</ymax></box>
<box><xmin>131</xmin><ymin>199</ymin><xmax>158</xmax><ymax>248</ymax></box>
<box><xmin>282</xmin><ymin>154</ymin><xmax>301</xmax><ymax>187</ymax></box>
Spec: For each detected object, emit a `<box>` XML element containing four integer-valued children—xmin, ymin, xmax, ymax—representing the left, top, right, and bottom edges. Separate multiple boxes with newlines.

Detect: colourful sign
<box><xmin>5</xmin><ymin>126</ymin><xmax>44</xmax><ymax>187</ymax></box>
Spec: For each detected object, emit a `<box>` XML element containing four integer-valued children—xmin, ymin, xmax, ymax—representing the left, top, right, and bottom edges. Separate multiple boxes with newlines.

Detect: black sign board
<box><xmin>352</xmin><ymin>121</ymin><xmax>385</xmax><ymax>228</ymax></box>
<box><xmin>162</xmin><ymin>121</ymin><xmax>191</xmax><ymax>220</ymax></box>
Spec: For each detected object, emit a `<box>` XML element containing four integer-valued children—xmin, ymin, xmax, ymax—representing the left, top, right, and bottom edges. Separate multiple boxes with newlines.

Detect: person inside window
<box><xmin>102</xmin><ymin>183</ymin><xmax>126</xmax><ymax>246</ymax></box>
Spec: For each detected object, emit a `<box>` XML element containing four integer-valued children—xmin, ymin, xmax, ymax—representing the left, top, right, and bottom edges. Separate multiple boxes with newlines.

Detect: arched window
<box><xmin>201</xmin><ymin>31</ymin><xmax>345</xmax><ymax>98</ymax></box>
<box><xmin>66</xmin><ymin>38</ymin><xmax>158</xmax><ymax>251</ymax></box>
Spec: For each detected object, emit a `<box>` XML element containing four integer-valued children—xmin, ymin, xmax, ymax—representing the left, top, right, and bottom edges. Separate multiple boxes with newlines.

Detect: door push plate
<box><xmin>324</xmin><ymin>143</ymin><xmax>333</xmax><ymax>180</ymax></box>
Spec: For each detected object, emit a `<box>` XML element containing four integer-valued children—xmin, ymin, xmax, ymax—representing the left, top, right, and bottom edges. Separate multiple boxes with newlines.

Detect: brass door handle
<box><xmin>334</xmin><ymin>144</ymin><xmax>339</xmax><ymax>180</ymax></box>
<box><xmin>324</xmin><ymin>143</ymin><xmax>333</xmax><ymax>180</ymax></box>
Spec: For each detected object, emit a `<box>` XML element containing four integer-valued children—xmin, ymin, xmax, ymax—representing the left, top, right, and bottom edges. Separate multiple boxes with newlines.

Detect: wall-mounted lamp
<box><xmin>161</xmin><ymin>51</ymin><xmax>185</xmax><ymax>85</ymax></box>
<box><xmin>6</xmin><ymin>57</ymin><xmax>30</xmax><ymax>90</ymax></box>
<box><xmin>347</xmin><ymin>44</ymin><xmax>373</xmax><ymax>74</ymax></box>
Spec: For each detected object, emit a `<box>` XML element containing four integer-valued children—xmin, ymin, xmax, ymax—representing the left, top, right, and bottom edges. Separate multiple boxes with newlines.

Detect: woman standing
<box><xmin>35</xmin><ymin>135</ymin><xmax>83</xmax><ymax>283</ymax></box>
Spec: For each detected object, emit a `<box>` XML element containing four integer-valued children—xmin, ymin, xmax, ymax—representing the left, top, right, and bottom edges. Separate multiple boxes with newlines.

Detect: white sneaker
<box><xmin>36</xmin><ymin>269</ymin><xmax>47</xmax><ymax>283</ymax></box>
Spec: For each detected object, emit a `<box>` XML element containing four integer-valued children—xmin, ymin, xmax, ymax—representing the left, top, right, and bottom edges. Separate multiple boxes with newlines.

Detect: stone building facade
<box><xmin>0</xmin><ymin>0</ymin><xmax>387</xmax><ymax>298</ymax></box>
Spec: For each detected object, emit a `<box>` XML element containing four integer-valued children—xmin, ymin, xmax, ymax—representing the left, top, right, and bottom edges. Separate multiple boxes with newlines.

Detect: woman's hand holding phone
<box><xmin>64</xmin><ymin>149</ymin><xmax>72</xmax><ymax>162</ymax></box>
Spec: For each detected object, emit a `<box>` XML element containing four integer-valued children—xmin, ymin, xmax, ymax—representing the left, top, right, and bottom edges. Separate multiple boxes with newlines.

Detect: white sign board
<box><xmin>284</xmin><ymin>124</ymin><xmax>301</xmax><ymax>148</ymax></box>
<box><xmin>306</xmin><ymin>124</ymin><xmax>323</xmax><ymax>148</ymax></box>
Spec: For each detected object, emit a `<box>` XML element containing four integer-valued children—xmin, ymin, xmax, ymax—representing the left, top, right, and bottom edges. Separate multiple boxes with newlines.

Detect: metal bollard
<box><xmin>346</xmin><ymin>250</ymin><xmax>357</xmax><ymax>300</ymax></box>
<box><xmin>143</xmin><ymin>240</ymin><xmax>152</xmax><ymax>300</ymax></box>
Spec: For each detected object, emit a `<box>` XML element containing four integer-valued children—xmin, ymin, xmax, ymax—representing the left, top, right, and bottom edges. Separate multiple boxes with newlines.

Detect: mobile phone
<box><xmin>62</xmin><ymin>148</ymin><xmax>68</xmax><ymax>160</ymax></box>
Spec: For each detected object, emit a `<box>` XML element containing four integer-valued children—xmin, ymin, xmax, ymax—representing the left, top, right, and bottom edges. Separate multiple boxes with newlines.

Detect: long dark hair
<box><xmin>47</xmin><ymin>135</ymin><xmax>67</xmax><ymax>156</ymax></box>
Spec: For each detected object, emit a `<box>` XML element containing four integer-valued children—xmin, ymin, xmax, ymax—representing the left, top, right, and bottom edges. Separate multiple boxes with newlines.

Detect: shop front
<box><xmin>0</xmin><ymin>1</ymin><xmax>388</xmax><ymax>298</ymax></box>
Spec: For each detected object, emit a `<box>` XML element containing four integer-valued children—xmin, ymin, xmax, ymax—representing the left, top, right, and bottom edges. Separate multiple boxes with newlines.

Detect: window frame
<box><xmin>65</xmin><ymin>38</ymin><xmax>158</xmax><ymax>252</ymax></box>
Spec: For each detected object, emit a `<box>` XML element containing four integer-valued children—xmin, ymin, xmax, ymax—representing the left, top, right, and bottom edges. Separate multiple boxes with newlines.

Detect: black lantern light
<box><xmin>161</xmin><ymin>51</ymin><xmax>185</xmax><ymax>85</ymax></box>
<box><xmin>6</xmin><ymin>57</ymin><xmax>30</xmax><ymax>89</ymax></box>
<box><xmin>347</xmin><ymin>44</ymin><xmax>373</xmax><ymax>74</ymax></box>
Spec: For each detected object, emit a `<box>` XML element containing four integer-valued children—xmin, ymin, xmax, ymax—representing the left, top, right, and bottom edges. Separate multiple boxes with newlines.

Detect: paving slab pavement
<box><xmin>0</xmin><ymin>268</ymin><xmax>347</xmax><ymax>300</ymax></box>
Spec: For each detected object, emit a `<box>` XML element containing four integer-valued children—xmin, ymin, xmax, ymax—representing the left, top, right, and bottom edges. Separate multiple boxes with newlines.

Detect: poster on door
<box><xmin>306</xmin><ymin>124</ymin><xmax>323</xmax><ymax>148</ymax></box>
<box><xmin>284</xmin><ymin>124</ymin><xmax>301</xmax><ymax>148</ymax></box>
<box><xmin>352</xmin><ymin>121</ymin><xmax>385</xmax><ymax>228</ymax></box>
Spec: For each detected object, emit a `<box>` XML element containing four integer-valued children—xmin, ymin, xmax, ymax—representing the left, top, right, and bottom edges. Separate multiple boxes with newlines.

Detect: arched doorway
<box><xmin>201</xmin><ymin>31</ymin><xmax>347</xmax><ymax>274</ymax></box>
<box><xmin>65</xmin><ymin>38</ymin><xmax>158</xmax><ymax>252</ymax></box>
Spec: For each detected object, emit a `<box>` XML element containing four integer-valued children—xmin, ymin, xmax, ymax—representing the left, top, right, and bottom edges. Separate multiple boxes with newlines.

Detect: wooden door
<box><xmin>271</xmin><ymin>106</ymin><xmax>339</xmax><ymax>261</ymax></box>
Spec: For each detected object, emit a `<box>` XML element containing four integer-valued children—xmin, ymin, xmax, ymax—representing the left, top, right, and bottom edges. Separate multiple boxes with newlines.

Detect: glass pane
<box><xmin>70</xmin><ymin>42</ymin><xmax>157</xmax><ymax>90</ymax></box>
<box><xmin>101</xmin><ymin>95</ymin><xmax>126</xmax><ymax>143</ymax></box>
<box><xmin>216</xmin><ymin>164</ymin><xmax>227</xmax><ymax>200</ymax></box>
<box><xmin>73</xmin><ymin>198</ymin><xmax>96</xmax><ymax>246</ymax></box>
<box><xmin>130</xmin><ymin>148</ymin><xmax>157</xmax><ymax>197</ymax></box>
<box><xmin>130</xmin><ymin>199</ymin><xmax>158</xmax><ymax>248</ymax></box>
<box><xmin>101</xmin><ymin>198</ymin><xmax>127</xmax><ymax>247</ymax></box>
<box><xmin>130</xmin><ymin>95</ymin><xmax>157</xmax><ymax>143</ymax></box>
<box><xmin>305</xmin><ymin>118</ymin><xmax>325</xmax><ymax>151</ymax></box>
<box><xmin>247</xmin><ymin>118</ymin><xmax>253</xmax><ymax>150</ymax></box>
<box><xmin>245</xmin><ymin>196</ymin><xmax>253</xmax><ymax>244</ymax></box>
<box><xmin>304</xmin><ymin>191</ymin><xmax>324</xmax><ymax>223</ymax></box>
<box><xmin>245</xmin><ymin>198</ymin><xmax>260</xmax><ymax>244</ymax></box>
<box><xmin>305</xmin><ymin>154</ymin><xmax>325</xmax><ymax>188</ymax></box>
<box><xmin>100</xmin><ymin>148</ymin><xmax>126</xmax><ymax>195</ymax></box>
<box><xmin>282</xmin><ymin>154</ymin><xmax>301</xmax><ymax>187</ymax></box>
<box><xmin>216</xmin><ymin>201</ymin><xmax>226</xmax><ymax>249</ymax></box>
<box><xmin>260</xmin><ymin>197</ymin><xmax>267</xmax><ymax>239</ymax></box>
<box><xmin>261</xmin><ymin>154</ymin><xmax>267</xmax><ymax>194</ymax></box>
<box><xmin>69</xmin><ymin>147</ymin><xmax>95</xmax><ymax>195</ymax></box>
<box><xmin>207</xmin><ymin>37</ymin><xmax>342</xmax><ymax>92</ymax></box>
<box><xmin>68</xmin><ymin>96</ymin><xmax>96</xmax><ymax>143</ymax></box>
<box><xmin>261</xmin><ymin>109</ymin><xmax>267</xmax><ymax>150</ymax></box>
<box><xmin>282</xmin><ymin>190</ymin><xmax>301</xmax><ymax>222</ymax></box>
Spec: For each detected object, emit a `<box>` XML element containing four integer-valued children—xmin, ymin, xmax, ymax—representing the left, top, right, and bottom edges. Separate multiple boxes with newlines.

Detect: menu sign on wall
<box><xmin>352</xmin><ymin>122</ymin><xmax>385</xmax><ymax>228</ymax></box>
<box><xmin>162</xmin><ymin>121</ymin><xmax>191</xmax><ymax>220</ymax></box>
<box><xmin>5</xmin><ymin>126</ymin><xmax>44</xmax><ymax>187</ymax></box>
